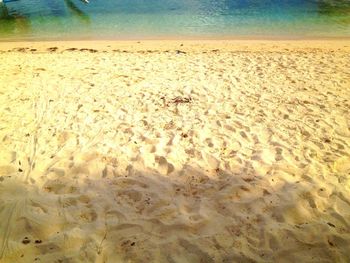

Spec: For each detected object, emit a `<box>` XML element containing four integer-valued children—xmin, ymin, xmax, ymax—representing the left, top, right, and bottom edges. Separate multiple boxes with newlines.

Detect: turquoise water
<box><xmin>0</xmin><ymin>0</ymin><xmax>349</xmax><ymax>40</ymax></box>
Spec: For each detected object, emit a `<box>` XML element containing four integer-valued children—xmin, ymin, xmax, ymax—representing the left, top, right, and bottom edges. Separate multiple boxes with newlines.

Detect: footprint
<box><xmin>77</xmin><ymin>208</ymin><xmax>98</xmax><ymax>223</ymax></box>
<box><xmin>117</xmin><ymin>189</ymin><xmax>142</xmax><ymax>202</ymax></box>
<box><xmin>49</xmin><ymin>167</ymin><xmax>66</xmax><ymax>177</ymax></box>
<box><xmin>239</xmin><ymin>131</ymin><xmax>249</xmax><ymax>140</ymax></box>
<box><xmin>203</xmin><ymin>153</ymin><xmax>220</xmax><ymax>170</ymax></box>
<box><xmin>156</xmin><ymin>156</ymin><xmax>174</xmax><ymax>175</ymax></box>
<box><xmin>275</xmin><ymin>147</ymin><xmax>283</xmax><ymax>161</ymax></box>
<box><xmin>334</xmin><ymin>156</ymin><xmax>350</xmax><ymax>173</ymax></box>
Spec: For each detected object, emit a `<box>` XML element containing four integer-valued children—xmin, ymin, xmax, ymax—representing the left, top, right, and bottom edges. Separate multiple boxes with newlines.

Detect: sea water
<box><xmin>0</xmin><ymin>0</ymin><xmax>349</xmax><ymax>40</ymax></box>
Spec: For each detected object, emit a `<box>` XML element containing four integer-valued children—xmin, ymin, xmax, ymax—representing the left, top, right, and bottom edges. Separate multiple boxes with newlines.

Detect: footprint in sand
<box><xmin>275</xmin><ymin>147</ymin><xmax>283</xmax><ymax>161</ymax></box>
<box><xmin>203</xmin><ymin>152</ymin><xmax>220</xmax><ymax>170</ymax></box>
<box><xmin>156</xmin><ymin>156</ymin><xmax>174</xmax><ymax>175</ymax></box>
<box><xmin>334</xmin><ymin>156</ymin><xmax>350</xmax><ymax>173</ymax></box>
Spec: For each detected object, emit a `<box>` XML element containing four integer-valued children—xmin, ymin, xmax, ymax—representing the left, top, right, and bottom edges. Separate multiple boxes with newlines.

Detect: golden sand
<box><xmin>0</xmin><ymin>40</ymin><xmax>349</xmax><ymax>262</ymax></box>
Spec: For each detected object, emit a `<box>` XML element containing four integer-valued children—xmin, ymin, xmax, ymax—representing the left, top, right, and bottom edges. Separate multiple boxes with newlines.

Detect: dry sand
<box><xmin>0</xmin><ymin>40</ymin><xmax>349</xmax><ymax>262</ymax></box>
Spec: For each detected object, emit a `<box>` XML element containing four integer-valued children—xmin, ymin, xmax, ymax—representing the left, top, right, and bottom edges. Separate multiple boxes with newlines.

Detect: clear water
<box><xmin>0</xmin><ymin>0</ymin><xmax>349</xmax><ymax>40</ymax></box>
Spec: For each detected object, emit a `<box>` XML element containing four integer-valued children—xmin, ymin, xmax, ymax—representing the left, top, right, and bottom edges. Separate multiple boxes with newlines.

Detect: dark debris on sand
<box><xmin>79</xmin><ymin>48</ymin><xmax>98</xmax><ymax>53</ymax></box>
<box><xmin>160</xmin><ymin>96</ymin><xmax>193</xmax><ymax>107</ymax></box>
<box><xmin>47</xmin><ymin>47</ymin><xmax>58</xmax><ymax>52</ymax></box>
<box><xmin>175</xmin><ymin>50</ymin><xmax>187</xmax><ymax>55</ymax></box>
<box><xmin>171</xmin><ymin>96</ymin><xmax>192</xmax><ymax>104</ymax></box>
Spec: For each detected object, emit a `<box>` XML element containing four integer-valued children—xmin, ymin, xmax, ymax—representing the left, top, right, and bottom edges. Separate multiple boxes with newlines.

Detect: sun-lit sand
<box><xmin>0</xmin><ymin>40</ymin><xmax>349</xmax><ymax>262</ymax></box>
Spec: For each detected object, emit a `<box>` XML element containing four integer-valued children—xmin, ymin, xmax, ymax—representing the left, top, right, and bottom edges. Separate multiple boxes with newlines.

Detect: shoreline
<box><xmin>1</xmin><ymin>35</ymin><xmax>350</xmax><ymax>42</ymax></box>
<box><xmin>1</xmin><ymin>39</ymin><xmax>350</xmax><ymax>53</ymax></box>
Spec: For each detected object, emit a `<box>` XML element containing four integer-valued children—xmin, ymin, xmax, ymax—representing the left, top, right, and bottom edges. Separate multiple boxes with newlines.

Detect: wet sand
<box><xmin>0</xmin><ymin>40</ymin><xmax>350</xmax><ymax>262</ymax></box>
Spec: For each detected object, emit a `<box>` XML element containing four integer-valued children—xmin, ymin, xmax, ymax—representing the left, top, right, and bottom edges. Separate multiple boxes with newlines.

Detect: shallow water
<box><xmin>0</xmin><ymin>0</ymin><xmax>349</xmax><ymax>40</ymax></box>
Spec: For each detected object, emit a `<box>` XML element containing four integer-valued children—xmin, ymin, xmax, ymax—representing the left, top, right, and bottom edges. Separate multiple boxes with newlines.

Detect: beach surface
<box><xmin>0</xmin><ymin>40</ymin><xmax>350</xmax><ymax>262</ymax></box>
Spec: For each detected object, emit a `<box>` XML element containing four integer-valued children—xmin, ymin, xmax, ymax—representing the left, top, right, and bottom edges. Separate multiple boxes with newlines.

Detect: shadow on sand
<box><xmin>0</xmin><ymin>154</ymin><xmax>349</xmax><ymax>262</ymax></box>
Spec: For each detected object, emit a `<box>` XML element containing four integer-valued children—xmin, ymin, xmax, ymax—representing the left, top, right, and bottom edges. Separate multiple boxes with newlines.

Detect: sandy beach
<box><xmin>0</xmin><ymin>40</ymin><xmax>349</xmax><ymax>262</ymax></box>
